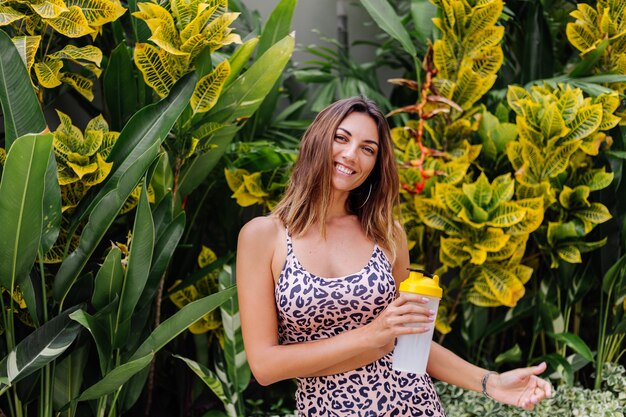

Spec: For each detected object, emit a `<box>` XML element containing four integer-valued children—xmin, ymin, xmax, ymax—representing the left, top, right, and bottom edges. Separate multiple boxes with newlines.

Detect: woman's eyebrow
<box><xmin>337</xmin><ymin>127</ymin><xmax>379</xmax><ymax>146</ymax></box>
<box><xmin>337</xmin><ymin>127</ymin><xmax>352</xmax><ymax>136</ymax></box>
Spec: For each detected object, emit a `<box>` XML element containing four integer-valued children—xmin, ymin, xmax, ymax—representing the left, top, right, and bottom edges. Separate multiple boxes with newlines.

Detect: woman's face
<box><xmin>331</xmin><ymin>112</ymin><xmax>379</xmax><ymax>194</ymax></box>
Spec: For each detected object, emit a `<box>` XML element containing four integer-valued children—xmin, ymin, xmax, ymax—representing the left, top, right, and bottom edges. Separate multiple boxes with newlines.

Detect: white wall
<box><xmin>246</xmin><ymin>0</ymin><xmax>380</xmax><ymax>66</ymax></box>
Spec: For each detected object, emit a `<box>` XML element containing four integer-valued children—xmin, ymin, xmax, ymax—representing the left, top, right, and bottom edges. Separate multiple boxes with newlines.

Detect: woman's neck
<box><xmin>326</xmin><ymin>190</ymin><xmax>351</xmax><ymax>221</ymax></box>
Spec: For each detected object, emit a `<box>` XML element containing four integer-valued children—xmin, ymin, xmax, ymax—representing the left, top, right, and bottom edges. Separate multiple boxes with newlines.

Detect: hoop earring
<box><xmin>358</xmin><ymin>183</ymin><xmax>373</xmax><ymax>209</ymax></box>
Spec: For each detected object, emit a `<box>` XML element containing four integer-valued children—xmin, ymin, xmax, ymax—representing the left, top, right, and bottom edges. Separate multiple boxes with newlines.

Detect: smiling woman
<box><xmin>236</xmin><ymin>97</ymin><xmax>552</xmax><ymax>416</ymax></box>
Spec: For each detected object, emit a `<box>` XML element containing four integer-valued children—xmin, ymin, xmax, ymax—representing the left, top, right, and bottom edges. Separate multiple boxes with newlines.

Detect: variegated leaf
<box><xmin>467</xmin><ymin>286</ymin><xmax>501</xmax><ymax>307</ymax></box>
<box><xmin>507</xmin><ymin>85</ymin><xmax>531</xmax><ymax>116</ymax></box>
<box><xmin>485</xmin><ymin>202</ymin><xmax>526</xmax><ymax>228</ymax></box>
<box><xmin>572</xmin><ymin>202</ymin><xmax>612</xmax><ymax>225</ymax></box>
<box><xmin>64</xmin><ymin>0</ymin><xmax>126</xmax><ymax>26</ymax></box>
<box><xmin>4</xmin><ymin>306</ymin><xmax>81</xmax><ymax>384</ymax></box>
<box><xmin>540</xmin><ymin>103</ymin><xmax>567</xmax><ymax>140</ymax></box>
<box><xmin>81</xmin><ymin>153</ymin><xmax>113</xmax><ymax>186</ymax></box>
<box><xmin>557</xmin><ymin>87</ymin><xmax>582</xmax><ymax>124</ymax></box>
<box><xmin>134</xmin><ymin>42</ymin><xmax>176</xmax><ymax>97</ymax></box>
<box><xmin>47</xmin><ymin>44</ymin><xmax>103</xmax><ymax>65</ymax></box>
<box><xmin>191</xmin><ymin>60</ymin><xmax>230</xmax><ymax>114</ymax></box>
<box><xmin>85</xmin><ymin>113</ymin><xmax>109</xmax><ymax>133</ymax></box>
<box><xmin>61</xmin><ymin>72</ymin><xmax>94</xmax><ymax>101</ymax></box>
<box><xmin>180</xmin><ymin>2</ymin><xmax>219</xmax><ymax>43</ymax></box>
<box><xmin>462</xmin><ymin>173</ymin><xmax>493</xmax><ymax>208</ymax></box>
<box><xmin>219</xmin><ymin>264</ymin><xmax>251</xmax><ymax>394</ymax></box>
<box><xmin>11</xmin><ymin>36</ymin><xmax>41</xmax><ymax>75</ymax></box>
<box><xmin>203</xmin><ymin>12</ymin><xmax>239</xmax><ymax>48</ymax></box>
<box><xmin>564</xmin><ymin>104</ymin><xmax>603</xmax><ymax>141</ymax></box>
<box><xmin>482</xmin><ymin>263</ymin><xmax>525</xmax><ymax>307</ymax></box>
<box><xmin>0</xmin><ymin>5</ymin><xmax>25</xmax><ymax>25</ymax></box>
<box><xmin>541</xmin><ymin>141</ymin><xmax>579</xmax><ymax>179</ymax></box>
<box><xmin>416</xmin><ymin>198</ymin><xmax>462</xmax><ymax>234</ymax></box>
<box><xmin>440</xmin><ymin>237</ymin><xmax>470</xmax><ymax>267</ymax></box>
<box><xmin>149</xmin><ymin>19</ymin><xmax>188</xmax><ymax>56</ymax></box>
<box><xmin>174</xmin><ymin>355</ymin><xmax>229</xmax><ymax>405</ymax></box>
<box><xmin>30</xmin><ymin>0</ymin><xmax>68</xmax><ymax>19</ymax></box>
<box><xmin>559</xmin><ymin>185</ymin><xmax>590</xmax><ymax>210</ymax></box>
<box><xmin>474</xmin><ymin>228</ymin><xmax>510</xmax><ymax>252</ymax></box>
<box><xmin>438</xmin><ymin>183</ymin><xmax>471</xmax><ymax>215</ymax></box>
<box><xmin>557</xmin><ymin>246</ymin><xmax>582</xmax><ymax>263</ymax></box>
<box><xmin>34</xmin><ymin>60</ymin><xmax>63</xmax><ymax>88</ymax></box>
<box><xmin>46</xmin><ymin>5</ymin><xmax>95</xmax><ymax>38</ymax></box>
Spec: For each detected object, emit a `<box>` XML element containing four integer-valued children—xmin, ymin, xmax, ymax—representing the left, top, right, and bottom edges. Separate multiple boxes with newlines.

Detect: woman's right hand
<box><xmin>366</xmin><ymin>294</ymin><xmax>436</xmax><ymax>348</ymax></box>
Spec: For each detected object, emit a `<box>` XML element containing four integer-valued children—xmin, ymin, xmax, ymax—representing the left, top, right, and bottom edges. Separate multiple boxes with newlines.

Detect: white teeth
<box><xmin>336</xmin><ymin>163</ymin><xmax>355</xmax><ymax>175</ymax></box>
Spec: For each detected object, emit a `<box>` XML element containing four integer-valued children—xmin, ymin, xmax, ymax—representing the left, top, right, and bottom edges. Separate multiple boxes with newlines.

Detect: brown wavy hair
<box><xmin>273</xmin><ymin>96</ymin><xmax>401</xmax><ymax>260</ymax></box>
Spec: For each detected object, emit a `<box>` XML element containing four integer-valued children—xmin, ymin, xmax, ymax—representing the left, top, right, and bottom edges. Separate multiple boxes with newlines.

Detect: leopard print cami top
<box><xmin>275</xmin><ymin>231</ymin><xmax>446</xmax><ymax>416</ymax></box>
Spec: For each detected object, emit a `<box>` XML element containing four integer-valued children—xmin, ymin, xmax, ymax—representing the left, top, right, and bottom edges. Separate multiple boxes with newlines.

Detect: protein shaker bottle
<box><xmin>392</xmin><ymin>269</ymin><xmax>443</xmax><ymax>374</ymax></box>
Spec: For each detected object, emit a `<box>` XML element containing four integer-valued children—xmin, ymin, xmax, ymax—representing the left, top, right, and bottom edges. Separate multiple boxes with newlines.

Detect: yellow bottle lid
<box><xmin>399</xmin><ymin>270</ymin><xmax>443</xmax><ymax>298</ymax></box>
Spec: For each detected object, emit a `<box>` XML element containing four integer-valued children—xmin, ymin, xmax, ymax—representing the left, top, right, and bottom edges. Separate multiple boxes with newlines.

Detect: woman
<box><xmin>236</xmin><ymin>97</ymin><xmax>551</xmax><ymax>416</ymax></box>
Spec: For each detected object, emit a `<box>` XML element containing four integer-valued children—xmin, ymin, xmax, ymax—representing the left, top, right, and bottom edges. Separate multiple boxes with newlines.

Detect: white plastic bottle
<box><xmin>392</xmin><ymin>270</ymin><xmax>443</xmax><ymax>374</ymax></box>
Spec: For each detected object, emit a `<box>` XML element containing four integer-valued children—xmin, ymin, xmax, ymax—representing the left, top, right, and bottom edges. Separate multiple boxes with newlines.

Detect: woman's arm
<box><xmin>427</xmin><ymin>342</ymin><xmax>552</xmax><ymax>410</ymax></box>
<box><xmin>237</xmin><ymin>217</ymin><xmax>431</xmax><ymax>385</ymax></box>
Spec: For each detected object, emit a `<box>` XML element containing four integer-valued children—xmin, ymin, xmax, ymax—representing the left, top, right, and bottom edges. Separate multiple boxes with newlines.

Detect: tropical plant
<box><xmin>0</xmin><ymin>0</ymin><xmax>296</xmax><ymax>410</ymax></box>
<box><xmin>0</xmin><ymin>0</ymin><xmax>125</xmax><ymax>101</ymax></box>
<box><xmin>359</xmin><ymin>0</ymin><xmax>625</xmax><ymax>390</ymax></box>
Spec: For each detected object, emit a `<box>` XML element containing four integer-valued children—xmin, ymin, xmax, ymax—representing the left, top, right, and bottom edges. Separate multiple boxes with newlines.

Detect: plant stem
<box><xmin>38</xmin><ymin>252</ymin><xmax>48</xmax><ymax>323</ymax></box>
<box><xmin>106</xmin><ymin>387</ymin><xmax>123</xmax><ymax>417</ymax></box>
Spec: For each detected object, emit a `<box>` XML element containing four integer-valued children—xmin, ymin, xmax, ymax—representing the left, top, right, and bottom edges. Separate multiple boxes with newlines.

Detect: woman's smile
<box><xmin>335</xmin><ymin>162</ymin><xmax>356</xmax><ymax>176</ymax></box>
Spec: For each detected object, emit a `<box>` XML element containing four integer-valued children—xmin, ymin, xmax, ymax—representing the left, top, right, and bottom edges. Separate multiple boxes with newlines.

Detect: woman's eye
<box><xmin>335</xmin><ymin>135</ymin><xmax>347</xmax><ymax>142</ymax></box>
<box><xmin>363</xmin><ymin>147</ymin><xmax>375</xmax><ymax>155</ymax></box>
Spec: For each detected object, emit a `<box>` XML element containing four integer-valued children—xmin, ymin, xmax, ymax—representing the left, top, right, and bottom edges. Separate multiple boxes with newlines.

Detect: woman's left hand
<box><xmin>488</xmin><ymin>362</ymin><xmax>552</xmax><ymax>410</ymax></box>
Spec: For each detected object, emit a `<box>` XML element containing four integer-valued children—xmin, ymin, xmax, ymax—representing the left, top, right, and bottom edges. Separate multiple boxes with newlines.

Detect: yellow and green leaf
<box><xmin>190</xmin><ymin>59</ymin><xmax>230</xmax><ymax>114</ymax></box>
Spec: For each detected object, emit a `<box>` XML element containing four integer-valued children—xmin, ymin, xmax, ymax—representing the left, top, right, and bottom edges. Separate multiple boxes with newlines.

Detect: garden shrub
<box><xmin>435</xmin><ymin>363</ymin><xmax>626</xmax><ymax>417</ymax></box>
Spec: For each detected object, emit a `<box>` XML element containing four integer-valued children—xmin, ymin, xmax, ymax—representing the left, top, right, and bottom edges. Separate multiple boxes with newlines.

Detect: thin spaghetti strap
<box><xmin>285</xmin><ymin>227</ymin><xmax>292</xmax><ymax>251</ymax></box>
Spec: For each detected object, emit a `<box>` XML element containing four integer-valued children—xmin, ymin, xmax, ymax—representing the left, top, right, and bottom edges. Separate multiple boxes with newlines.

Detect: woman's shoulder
<box><xmin>238</xmin><ymin>215</ymin><xmax>284</xmax><ymax>244</ymax></box>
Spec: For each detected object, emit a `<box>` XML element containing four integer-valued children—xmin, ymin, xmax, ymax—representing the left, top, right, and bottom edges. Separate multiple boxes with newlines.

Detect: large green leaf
<box><xmin>360</xmin><ymin>0</ymin><xmax>417</xmax><ymax>59</ymax></box>
<box><xmin>0</xmin><ymin>134</ymin><xmax>53</xmax><ymax>292</ymax></box>
<box><xmin>256</xmin><ymin>0</ymin><xmax>296</xmax><ymax>58</ymax></box>
<box><xmin>76</xmin><ymin>353</ymin><xmax>154</xmax><ymax>402</ymax></box>
<box><xmin>114</xmin><ymin>185</ymin><xmax>154</xmax><ymax>347</ymax></box>
<box><xmin>0</xmin><ymin>30</ymin><xmax>46</xmax><ymax>150</ymax></box>
<box><xmin>130</xmin><ymin>286</ymin><xmax>237</xmax><ymax>361</ymax></box>
<box><xmin>0</xmin><ymin>306</ymin><xmax>81</xmax><ymax>385</ymax></box>
<box><xmin>104</xmin><ymin>43</ymin><xmax>139</xmax><ymax>131</ymax></box>
<box><xmin>548</xmin><ymin>332</ymin><xmax>594</xmax><ymax>362</ymax></box>
<box><xmin>69</xmin><ymin>72</ymin><xmax>197</xmax><ymax>229</ymax></box>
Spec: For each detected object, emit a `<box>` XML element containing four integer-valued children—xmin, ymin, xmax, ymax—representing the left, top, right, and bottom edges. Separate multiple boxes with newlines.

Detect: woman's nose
<box><xmin>341</xmin><ymin>145</ymin><xmax>357</xmax><ymax>160</ymax></box>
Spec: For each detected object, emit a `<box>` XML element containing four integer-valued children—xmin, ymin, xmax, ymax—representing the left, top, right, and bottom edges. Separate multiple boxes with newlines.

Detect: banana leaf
<box><xmin>0</xmin><ymin>134</ymin><xmax>54</xmax><ymax>293</ymax></box>
<box><xmin>113</xmin><ymin>184</ymin><xmax>155</xmax><ymax>348</ymax></box>
<box><xmin>0</xmin><ymin>30</ymin><xmax>46</xmax><ymax>150</ymax></box>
